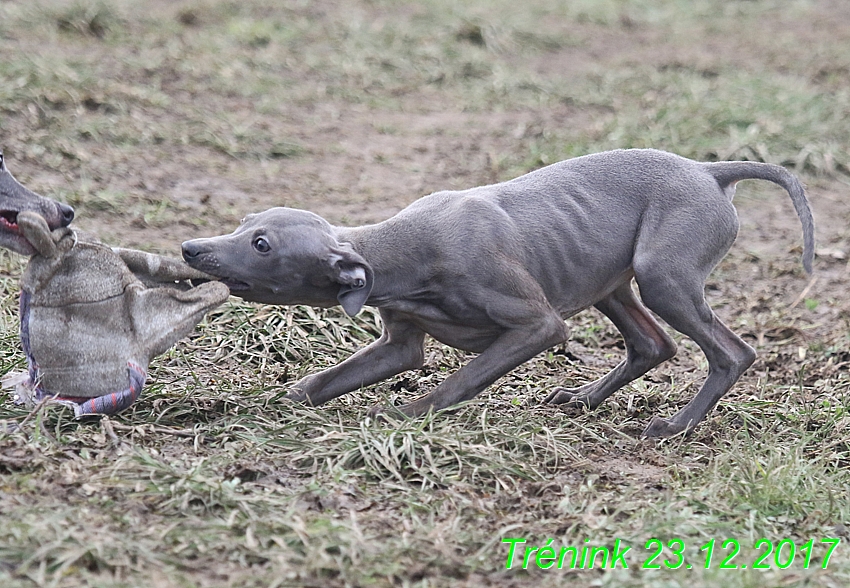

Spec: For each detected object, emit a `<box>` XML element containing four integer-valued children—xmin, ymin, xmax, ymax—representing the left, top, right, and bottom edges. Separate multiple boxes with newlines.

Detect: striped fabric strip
<box><xmin>19</xmin><ymin>290</ymin><xmax>38</xmax><ymax>384</ymax></box>
<box><xmin>55</xmin><ymin>362</ymin><xmax>147</xmax><ymax>418</ymax></box>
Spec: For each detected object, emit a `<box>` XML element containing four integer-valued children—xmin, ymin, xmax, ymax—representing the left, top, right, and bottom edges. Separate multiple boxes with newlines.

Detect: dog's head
<box><xmin>0</xmin><ymin>152</ymin><xmax>75</xmax><ymax>255</ymax></box>
<box><xmin>181</xmin><ymin>207</ymin><xmax>374</xmax><ymax>316</ymax></box>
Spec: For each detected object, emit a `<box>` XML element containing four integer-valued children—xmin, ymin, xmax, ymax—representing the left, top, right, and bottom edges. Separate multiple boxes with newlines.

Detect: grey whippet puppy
<box><xmin>182</xmin><ymin>148</ymin><xmax>814</xmax><ymax>437</ymax></box>
<box><xmin>0</xmin><ymin>152</ymin><xmax>75</xmax><ymax>255</ymax></box>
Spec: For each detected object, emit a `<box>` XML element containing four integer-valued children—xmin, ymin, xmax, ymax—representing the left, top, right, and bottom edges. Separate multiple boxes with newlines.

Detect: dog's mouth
<box><xmin>0</xmin><ymin>210</ymin><xmax>20</xmax><ymax>233</ymax></box>
<box><xmin>221</xmin><ymin>278</ymin><xmax>251</xmax><ymax>291</ymax></box>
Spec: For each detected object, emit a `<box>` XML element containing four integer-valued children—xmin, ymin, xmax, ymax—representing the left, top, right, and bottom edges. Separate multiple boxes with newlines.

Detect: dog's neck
<box><xmin>335</xmin><ymin>221</ymin><xmax>423</xmax><ymax>307</ymax></box>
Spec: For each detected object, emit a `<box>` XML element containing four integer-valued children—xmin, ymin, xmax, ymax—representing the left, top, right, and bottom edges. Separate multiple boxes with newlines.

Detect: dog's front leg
<box><xmin>286</xmin><ymin>310</ymin><xmax>426</xmax><ymax>406</ymax></box>
<box><xmin>376</xmin><ymin>313</ymin><xmax>568</xmax><ymax>418</ymax></box>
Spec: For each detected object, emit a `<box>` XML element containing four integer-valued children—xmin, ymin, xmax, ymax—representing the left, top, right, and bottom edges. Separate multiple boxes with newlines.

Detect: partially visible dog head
<box><xmin>182</xmin><ymin>207</ymin><xmax>373</xmax><ymax>316</ymax></box>
<box><xmin>0</xmin><ymin>152</ymin><xmax>75</xmax><ymax>255</ymax></box>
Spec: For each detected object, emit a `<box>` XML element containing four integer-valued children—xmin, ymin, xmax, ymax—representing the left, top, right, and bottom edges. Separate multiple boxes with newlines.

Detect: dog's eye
<box><xmin>253</xmin><ymin>237</ymin><xmax>270</xmax><ymax>253</ymax></box>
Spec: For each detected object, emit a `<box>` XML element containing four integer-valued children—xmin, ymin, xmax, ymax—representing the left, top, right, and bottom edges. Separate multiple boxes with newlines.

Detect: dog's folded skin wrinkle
<box><xmin>182</xmin><ymin>148</ymin><xmax>815</xmax><ymax>438</ymax></box>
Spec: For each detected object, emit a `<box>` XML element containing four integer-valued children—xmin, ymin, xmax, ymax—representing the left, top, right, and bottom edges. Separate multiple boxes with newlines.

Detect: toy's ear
<box><xmin>17</xmin><ymin>211</ymin><xmax>58</xmax><ymax>257</ymax></box>
<box><xmin>327</xmin><ymin>246</ymin><xmax>374</xmax><ymax>316</ymax></box>
<box><xmin>114</xmin><ymin>248</ymin><xmax>217</xmax><ymax>289</ymax></box>
<box><xmin>129</xmin><ymin>281</ymin><xmax>230</xmax><ymax>359</ymax></box>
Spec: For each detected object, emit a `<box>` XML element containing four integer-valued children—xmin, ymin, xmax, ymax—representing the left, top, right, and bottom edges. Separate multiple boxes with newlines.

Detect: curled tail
<box><xmin>703</xmin><ymin>161</ymin><xmax>814</xmax><ymax>273</ymax></box>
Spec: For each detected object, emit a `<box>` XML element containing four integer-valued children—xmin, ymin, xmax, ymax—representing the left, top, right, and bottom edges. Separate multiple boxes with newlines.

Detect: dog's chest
<box><xmin>381</xmin><ymin>300</ymin><xmax>504</xmax><ymax>353</ymax></box>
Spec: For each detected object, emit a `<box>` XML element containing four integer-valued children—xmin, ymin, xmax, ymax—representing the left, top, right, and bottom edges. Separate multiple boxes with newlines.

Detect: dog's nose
<box><xmin>181</xmin><ymin>240</ymin><xmax>205</xmax><ymax>260</ymax></box>
<box><xmin>58</xmin><ymin>203</ymin><xmax>75</xmax><ymax>226</ymax></box>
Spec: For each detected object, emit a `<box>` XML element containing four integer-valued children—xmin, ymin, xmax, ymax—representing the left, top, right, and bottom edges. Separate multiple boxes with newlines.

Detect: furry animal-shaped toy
<box><xmin>4</xmin><ymin>211</ymin><xmax>229</xmax><ymax>417</ymax></box>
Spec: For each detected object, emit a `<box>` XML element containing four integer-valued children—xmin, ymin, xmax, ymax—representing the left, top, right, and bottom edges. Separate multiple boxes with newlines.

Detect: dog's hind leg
<box><xmin>544</xmin><ymin>280</ymin><xmax>677</xmax><ymax>410</ymax></box>
<box><xmin>633</xmin><ymin>201</ymin><xmax>756</xmax><ymax>438</ymax></box>
<box><xmin>637</xmin><ymin>272</ymin><xmax>756</xmax><ymax>437</ymax></box>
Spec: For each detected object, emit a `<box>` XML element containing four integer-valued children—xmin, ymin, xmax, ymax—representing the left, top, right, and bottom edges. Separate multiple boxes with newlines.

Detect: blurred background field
<box><xmin>1</xmin><ymin>1</ymin><xmax>849</xmax><ymax>586</ymax></box>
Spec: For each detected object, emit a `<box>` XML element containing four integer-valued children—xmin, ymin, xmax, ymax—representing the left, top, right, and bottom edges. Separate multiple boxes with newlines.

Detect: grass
<box><xmin>2</xmin><ymin>0</ymin><xmax>850</xmax><ymax>586</ymax></box>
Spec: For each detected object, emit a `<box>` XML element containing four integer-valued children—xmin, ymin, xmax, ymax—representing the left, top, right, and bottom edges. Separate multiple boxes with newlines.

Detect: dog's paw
<box><xmin>642</xmin><ymin>416</ymin><xmax>688</xmax><ymax>438</ymax></box>
<box><xmin>544</xmin><ymin>387</ymin><xmax>584</xmax><ymax>405</ymax></box>
<box><xmin>543</xmin><ymin>388</ymin><xmax>594</xmax><ymax>417</ymax></box>
<box><xmin>282</xmin><ymin>388</ymin><xmax>308</xmax><ymax>403</ymax></box>
<box><xmin>366</xmin><ymin>404</ymin><xmax>405</xmax><ymax>423</ymax></box>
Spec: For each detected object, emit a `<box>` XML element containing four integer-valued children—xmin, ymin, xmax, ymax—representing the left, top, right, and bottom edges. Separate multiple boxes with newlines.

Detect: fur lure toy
<box><xmin>3</xmin><ymin>211</ymin><xmax>229</xmax><ymax>417</ymax></box>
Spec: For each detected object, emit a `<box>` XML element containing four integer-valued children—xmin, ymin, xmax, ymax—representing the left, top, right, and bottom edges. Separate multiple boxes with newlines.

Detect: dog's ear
<box><xmin>327</xmin><ymin>246</ymin><xmax>374</xmax><ymax>316</ymax></box>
